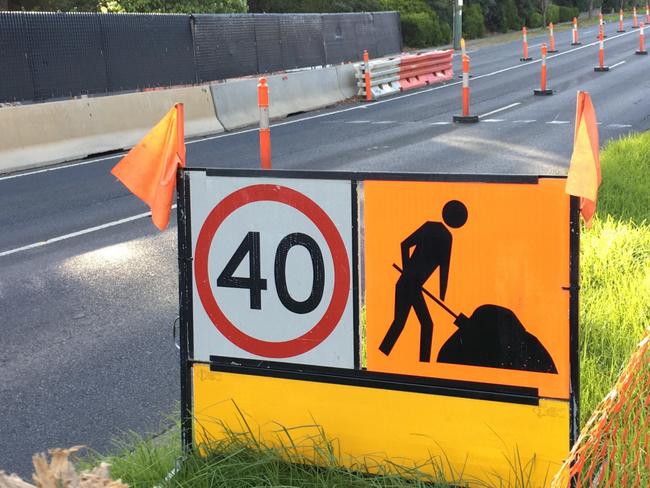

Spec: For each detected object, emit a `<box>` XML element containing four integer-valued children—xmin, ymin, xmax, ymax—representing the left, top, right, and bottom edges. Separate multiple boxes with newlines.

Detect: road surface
<box><xmin>1</xmin><ymin>19</ymin><xmax>648</xmax><ymax>476</ymax></box>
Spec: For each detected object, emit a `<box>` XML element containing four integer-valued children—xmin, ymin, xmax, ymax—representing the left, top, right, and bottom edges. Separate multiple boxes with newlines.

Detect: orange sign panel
<box><xmin>364</xmin><ymin>178</ymin><xmax>571</xmax><ymax>400</ymax></box>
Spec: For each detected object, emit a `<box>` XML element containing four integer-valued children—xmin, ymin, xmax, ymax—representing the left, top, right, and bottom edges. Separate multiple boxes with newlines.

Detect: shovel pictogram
<box><xmin>391</xmin><ymin>263</ymin><xmax>558</xmax><ymax>374</ymax></box>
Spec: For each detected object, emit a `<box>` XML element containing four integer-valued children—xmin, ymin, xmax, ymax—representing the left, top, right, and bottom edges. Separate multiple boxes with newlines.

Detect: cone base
<box><xmin>453</xmin><ymin>115</ymin><xmax>479</xmax><ymax>124</ymax></box>
<box><xmin>571</xmin><ymin>42</ymin><xmax>582</xmax><ymax>45</ymax></box>
<box><xmin>534</xmin><ymin>89</ymin><xmax>554</xmax><ymax>96</ymax></box>
<box><xmin>636</xmin><ymin>50</ymin><xmax>648</xmax><ymax>55</ymax></box>
<box><xmin>594</xmin><ymin>66</ymin><xmax>610</xmax><ymax>72</ymax></box>
<box><xmin>457</xmin><ymin>74</ymin><xmax>474</xmax><ymax>79</ymax></box>
<box><xmin>618</xmin><ymin>29</ymin><xmax>626</xmax><ymax>33</ymax></box>
<box><xmin>520</xmin><ymin>57</ymin><xmax>533</xmax><ymax>61</ymax></box>
<box><xmin>548</xmin><ymin>49</ymin><xmax>559</xmax><ymax>53</ymax></box>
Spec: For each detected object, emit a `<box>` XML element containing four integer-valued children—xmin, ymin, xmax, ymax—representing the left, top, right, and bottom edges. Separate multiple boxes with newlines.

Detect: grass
<box><xmin>578</xmin><ymin>131</ymin><xmax>650</xmax><ymax>422</ymax></box>
<box><xmin>88</xmin><ymin>132</ymin><xmax>648</xmax><ymax>487</ymax></box>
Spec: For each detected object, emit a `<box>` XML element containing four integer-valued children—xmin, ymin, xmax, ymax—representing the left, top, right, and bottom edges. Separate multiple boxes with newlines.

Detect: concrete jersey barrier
<box><xmin>210</xmin><ymin>65</ymin><xmax>356</xmax><ymax>131</ymax></box>
<box><xmin>0</xmin><ymin>86</ymin><xmax>223</xmax><ymax>174</ymax></box>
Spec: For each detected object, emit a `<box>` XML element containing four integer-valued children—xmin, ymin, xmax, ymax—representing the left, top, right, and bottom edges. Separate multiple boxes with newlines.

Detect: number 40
<box><xmin>217</xmin><ymin>231</ymin><xmax>325</xmax><ymax>314</ymax></box>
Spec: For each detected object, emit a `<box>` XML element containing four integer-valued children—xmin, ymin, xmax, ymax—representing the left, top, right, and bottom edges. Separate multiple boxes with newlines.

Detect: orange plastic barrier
<box><xmin>398</xmin><ymin>51</ymin><xmax>453</xmax><ymax>90</ymax></box>
<box><xmin>551</xmin><ymin>330</ymin><xmax>650</xmax><ymax>488</ymax></box>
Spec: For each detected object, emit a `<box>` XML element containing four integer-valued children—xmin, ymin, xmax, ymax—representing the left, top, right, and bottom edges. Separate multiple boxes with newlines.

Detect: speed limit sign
<box><xmin>190</xmin><ymin>172</ymin><xmax>356</xmax><ymax>368</ymax></box>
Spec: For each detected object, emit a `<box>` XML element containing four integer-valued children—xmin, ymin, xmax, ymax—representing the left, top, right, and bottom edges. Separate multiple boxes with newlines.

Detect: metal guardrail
<box><xmin>354</xmin><ymin>50</ymin><xmax>454</xmax><ymax>100</ymax></box>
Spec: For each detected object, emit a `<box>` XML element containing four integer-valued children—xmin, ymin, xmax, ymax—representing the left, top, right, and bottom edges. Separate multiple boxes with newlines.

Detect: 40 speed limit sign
<box><xmin>189</xmin><ymin>171</ymin><xmax>356</xmax><ymax>368</ymax></box>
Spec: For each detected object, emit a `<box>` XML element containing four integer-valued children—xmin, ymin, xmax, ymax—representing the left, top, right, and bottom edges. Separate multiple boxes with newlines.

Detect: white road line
<box><xmin>0</xmin><ymin>206</ymin><xmax>177</xmax><ymax>258</ymax></box>
<box><xmin>482</xmin><ymin>118</ymin><xmax>506</xmax><ymax>123</ymax></box>
<box><xmin>513</xmin><ymin>119</ymin><xmax>537</xmax><ymax>123</ymax></box>
<box><xmin>429</xmin><ymin>121</ymin><xmax>451</xmax><ymax>125</ymax></box>
<box><xmin>610</xmin><ymin>60</ymin><xmax>626</xmax><ymax>69</ymax></box>
<box><xmin>371</xmin><ymin>121</ymin><xmax>395</xmax><ymax>124</ymax></box>
<box><xmin>0</xmin><ymin>153</ymin><xmax>124</xmax><ymax>182</ymax></box>
<box><xmin>607</xmin><ymin>123</ymin><xmax>632</xmax><ymax>128</ymax></box>
<box><xmin>479</xmin><ymin>102</ymin><xmax>521</xmax><ymax>118</ymax></box>
<box><xmin>1</xmin><ymin>28</ymin><xmax>638</xmax><ymax>182</ymax></box>
<box><xmin>547</xmin><ymin>120</ymin><xmax>571</xmax><ymax>124</ymax></box>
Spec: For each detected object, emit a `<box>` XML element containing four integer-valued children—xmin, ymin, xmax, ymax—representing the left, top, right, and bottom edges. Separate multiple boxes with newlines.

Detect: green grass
<box><xmin>91</xmin><ymin>132</ymin><xmax>648</xmax><ymax>487</ymax></box>
<box><xmin>578</xmin><ymin>131</ymin><xmax>650</xmax><ymax>422</ymax></box>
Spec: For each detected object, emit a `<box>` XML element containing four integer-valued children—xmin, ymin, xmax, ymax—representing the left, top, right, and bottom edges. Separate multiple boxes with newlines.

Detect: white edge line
<box><xmin>479</xmin><ymin>102</ymin><xmax>521</xmax><ymax>119</ymax></box>
<box><xmin>610</xmin><ymin>60</ymin><xmax>626</xmax><ymax>69</ymax></box>
<box><xmin>0</xmin><ymin>28</ymin><xmax>637</xmax><ymax>183</ymax></box>
<box><xmin>0</xmin><ymin>205</ymin><xmax>176</xmax><ymax>258</ymax></box>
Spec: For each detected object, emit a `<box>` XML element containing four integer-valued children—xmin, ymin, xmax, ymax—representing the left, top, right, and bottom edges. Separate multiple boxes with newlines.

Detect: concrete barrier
<box><xmin>211</xmin><ymin>64</ymin><xmax>356</xmax><ymax>131</ymax></box>
<box><xmin>0</xmin><ymin>86</ymin><xmax>223</xmax><ymax>174</ymax></box>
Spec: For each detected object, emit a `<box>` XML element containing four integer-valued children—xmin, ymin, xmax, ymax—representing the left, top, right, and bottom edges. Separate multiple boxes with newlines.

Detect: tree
<box><xmin>539</xmin><ymin>0</ymin><xmax>549</xmax><ymax>26</ymax></box>
<box><xmin>113</xmin><ymin>1</ymin><xmax>248</xmax><ymax>13</ymax></box>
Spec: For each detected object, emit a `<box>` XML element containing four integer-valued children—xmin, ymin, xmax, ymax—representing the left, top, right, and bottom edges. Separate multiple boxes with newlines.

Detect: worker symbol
<box><xmin>379</xmin><ymin>200</ymin><xmax>558</xmax><ymax>374</ymax></box>
<box><xmin>379</xmin><ymin>200</ymin><xmax>467</xmax><ymax>362</ymax></box>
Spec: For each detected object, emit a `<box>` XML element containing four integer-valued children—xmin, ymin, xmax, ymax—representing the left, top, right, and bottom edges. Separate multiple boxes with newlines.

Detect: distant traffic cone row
<box><xmin>534</xmin><ymin>44</ymin><xmax>553</xmax><ymax>96</ymax></box>
<box><xmin>637</xmin><ymin>23</ymin><xmax>648</xmax><ymax>55</ymax></box>
<box><xmin>595</xmin><ymin>26</ymin><xmax>609</xmax><ymax>72</ymax></box>
<box><xmin>521</xmin><ymin>26</ymin><xmax>532</xmax><ymax>61</ymax></box>
<box><xmin>452</xmin><ymin>55</ymin><xmax>479</xmax><ymax>124</ymax></box>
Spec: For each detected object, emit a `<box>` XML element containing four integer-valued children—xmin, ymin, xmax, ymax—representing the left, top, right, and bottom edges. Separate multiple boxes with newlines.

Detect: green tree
<box><xmin>113</xmin><ymin>0</ymin><xmax>247</xmax><ymax>13</ymax></box>
<box><xmin>462</xmin><ymin>2</ymin><xmax>485</xmax><ymax>38</ymax></box>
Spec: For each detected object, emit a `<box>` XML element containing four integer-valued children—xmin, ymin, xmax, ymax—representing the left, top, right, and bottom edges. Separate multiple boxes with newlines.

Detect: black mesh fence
<box><xmin>0</xmin><ymin>11</ymin><xmax>401</xmax><ymax>103</ymax></box>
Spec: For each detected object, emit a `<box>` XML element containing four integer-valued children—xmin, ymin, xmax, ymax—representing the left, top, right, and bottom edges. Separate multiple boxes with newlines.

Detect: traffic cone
<box><xmin>633</xmin><ymin>7</ymin><xmax>639</xmax><ymax>28</ymax></box>
<box><xmin>520</xmin><ymin>26</ymin><xmax>533</xmax><ymax>61</ymax></box>
<box><xmin>637</xmin><ymin>23</ymin><xmax>648</xmax><ymax>55</ymax></box>
<box><xmin>258</xmin><ymin>77</ymin><xmax>272</xmax><ymax>169</ymax></box>
<box><xmin>548</xmin><ymin>22</ymin><xmax>558</xmax><ymax>53</ymax></box>
<box><xmin>618</xmin><ymin>9</ymin><xmax>626</xmax><ymax>32</ymax></box>
<box><xmin>534</xmin><ymin>44</ymin><xmax>553</xmax><ymax>96</ymax></box>
<box><xmin>453</xmin><ymin>55</ymin><xmax>479</xmax><ymax>123</ymax></box>
<box><xmin>363</xmin><ymin>49</ymin><xmax>373</xmax><ymax>102</ymax></box>
<box><xmin>646</xmin><ymin>3</ymin><xmax>650</xmax><ymax>24</ymax></box>
<box><xmin>457</xmin><ymin>38</ymin><xmax>473</xmax><ymax>78</ymax></box>
<box><xmin>572</xmin><ymin>17</ymin><xmax>581</xmax><ymax>45</ymax></box>
<box><xmin>594</xmin><ymin>27</ymin><xmax>610</xmax><ymax>72</ymax></box>
<box><xmin>597</xmin><ymin>12</ymin><xmax>608</xmax><ymax>38</ymax></box>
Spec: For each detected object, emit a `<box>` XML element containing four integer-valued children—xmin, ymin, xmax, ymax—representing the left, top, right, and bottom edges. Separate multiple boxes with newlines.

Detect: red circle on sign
<box><xmin>194</xmin><ymin>184</ymin><xmax>350</xmax><ymax>358</ymax></box>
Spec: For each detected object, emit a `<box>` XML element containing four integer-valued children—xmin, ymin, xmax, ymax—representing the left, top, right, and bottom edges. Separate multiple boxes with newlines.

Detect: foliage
<box><xmin>462</xmin><ymin>3</ymin><xmax>485</xmax><ymax>39</ymax></box>
<box><xmin>248</xmin><ymin>0</ymin><xmax>383</xmax><ymax>13</ymax></box>
<box><xmin>7</xmin><ymin>0</ymin><xmax>248</xmax><ymax>12</ymax></box>
<box><xmin>558</xmin><ymin>5</ymin><xmax>579</xmax><ymax>22</ymax></box>
<box><xmin>108</xmin><ymin>0</ymin><xmax>248</xmax><ymax>13</ymax></box>
<box><xmin>529</xmin><ymin>11</ymin><xmax>543</xmax><ymax>27</ymax></box>
<box><xmin>401</xmin><ymin>12</ymin><xmax>435</xmax><ymax>47</ymax></box>
<box><xmin>546</xmin><ymin>3</ymin><xmax>560</xmax><ymax>23</ymax></box>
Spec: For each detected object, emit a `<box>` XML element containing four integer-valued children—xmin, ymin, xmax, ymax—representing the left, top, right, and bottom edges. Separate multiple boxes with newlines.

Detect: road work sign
<box><xmin>190</xmin><ymin>172</ymin><xmax>356</xmax><ymax>368</ymax></box>
<box><xmin>177</xmin><ymin>169</ymin><xmax>579</xmax><ymax>487</ymax></box>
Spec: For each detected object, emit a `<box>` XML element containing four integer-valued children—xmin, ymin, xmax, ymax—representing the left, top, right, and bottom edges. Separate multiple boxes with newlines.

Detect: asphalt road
<box><xmin>1</xmin><ymin>19</ymin><xmax>649</xmax><ymax>477</ymax></box>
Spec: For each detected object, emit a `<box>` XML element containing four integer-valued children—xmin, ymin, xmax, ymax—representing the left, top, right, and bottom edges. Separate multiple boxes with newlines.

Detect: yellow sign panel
<box><xmin>364</xmin><ymin>178</ymin><xmax>571</xmax><ymax>400</ymax></box>
<box><xmin>193</xmin><ymin>364</ymin><xmax>570</xmax><ymax>487</ymax></box>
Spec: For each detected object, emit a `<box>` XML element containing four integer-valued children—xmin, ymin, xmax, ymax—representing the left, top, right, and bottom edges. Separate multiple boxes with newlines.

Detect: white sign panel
<box><xmin>190</xmin><ymin>172</ymin><xmax>355</xmax><ymax>368</ymax></box>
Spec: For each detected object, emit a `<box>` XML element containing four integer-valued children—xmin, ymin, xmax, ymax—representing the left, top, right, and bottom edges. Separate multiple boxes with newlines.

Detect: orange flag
<box><xmin>111</xmin><ymin>104</ymin><xmax>186</xmax><ymax>230</ymax></box>
<box><xmin>565</xmin><ymin>91</ymin><xmax>601</xmax><ymax>227</ymax></box>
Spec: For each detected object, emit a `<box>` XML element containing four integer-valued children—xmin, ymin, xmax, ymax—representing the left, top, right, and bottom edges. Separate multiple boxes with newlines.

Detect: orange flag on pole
<box><xmin>111</xmin><ymin>104</ymin><xmax>186</xmax><ymax>230</ymax></box>
<box><xmin>565</xmin><ymin>92</ymin><xmax>601</xmax><ymax>227</ymax></box>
